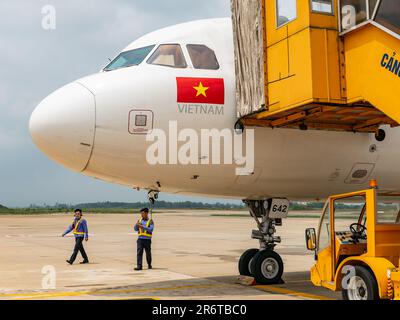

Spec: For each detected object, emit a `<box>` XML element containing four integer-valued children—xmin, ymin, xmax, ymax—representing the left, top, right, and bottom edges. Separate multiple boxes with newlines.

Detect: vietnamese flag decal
<box><xmin>176</xmin><ymin>77</ymin><xmax>225</xmax><ymax>105</ymax></box>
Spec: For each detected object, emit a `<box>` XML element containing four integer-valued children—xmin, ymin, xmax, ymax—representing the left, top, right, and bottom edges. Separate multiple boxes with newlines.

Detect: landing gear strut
<box><xmin>238</xmin><ymin>199</ymin><xmax>288</xmax><ymax>285</ymax></box>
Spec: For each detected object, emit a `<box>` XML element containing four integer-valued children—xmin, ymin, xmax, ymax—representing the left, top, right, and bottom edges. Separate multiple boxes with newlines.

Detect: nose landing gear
<box><xmin>238</xmin><ymin>199</ymin><xmax>288</xmax><ymax>285</ymax></box>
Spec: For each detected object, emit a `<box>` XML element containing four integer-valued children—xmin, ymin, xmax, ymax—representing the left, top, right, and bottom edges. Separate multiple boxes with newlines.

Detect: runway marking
<box><xmin>112</xmin><ymin>297</ymin><xmax>160</xmax><ymax>301</ymax></box>
<box><xmin>2</xmin><ymin>283</ymin><xmax>334</xmax><ymax>301</ymax></box>
<box><xmin>255</xmin><ymin>285</ymin><xmax>335</xmax><ymax>300</ymax></box>
<box><xmin>4</xmin><ymin>283</ymin><xmax>235</xmax><ymax>300</ymax></box>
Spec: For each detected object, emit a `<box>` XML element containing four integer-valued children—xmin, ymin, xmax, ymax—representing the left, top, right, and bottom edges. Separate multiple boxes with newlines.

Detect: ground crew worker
<box><xmin>62</xmin><ymin>209</ymin><xmax>89</xmax><ymax>265</ymax></box>
<box><xmin>134</xmin><ymin>208</ymin><xmax>154</xmax><ymax>271</ymax></box>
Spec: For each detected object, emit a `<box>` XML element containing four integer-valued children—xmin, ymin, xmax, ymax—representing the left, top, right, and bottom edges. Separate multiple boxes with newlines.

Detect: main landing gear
<box><xmin>238</xmin><ymin>199</ymin><xmax>289</xmax><ymax>285</ymax></box>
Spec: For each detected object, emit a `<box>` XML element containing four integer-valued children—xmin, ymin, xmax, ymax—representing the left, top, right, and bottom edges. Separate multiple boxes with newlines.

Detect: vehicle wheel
<box><xmin>342</xmin><ymin>266</ymin><xmax>379</xmax><ymax>300</ymax></box>
<box><xmin>250</xmin><ymin>250</ymin><xmax>284</xmax><ymax>285</ymax></box>
<box><xmin>238</xmin><ymin>249</ymin><xmax>259</xmax><ymax>276</ymax></box>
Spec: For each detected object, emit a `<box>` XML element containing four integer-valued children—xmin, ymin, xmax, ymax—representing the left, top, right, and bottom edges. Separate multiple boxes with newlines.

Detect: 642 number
<box><xmin>269</xmin><ymin>199</ymin><xmax>290</xmax><ymax>218</ymax></box>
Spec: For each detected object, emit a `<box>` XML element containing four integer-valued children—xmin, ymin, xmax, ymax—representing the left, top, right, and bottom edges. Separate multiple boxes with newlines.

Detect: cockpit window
<box><xmin>104</xmin><ymin>45</ymin><xmax>155</xmax><ymax>72</ymax></box>
<box><xmin>187</xmin><ymin>44</ymin><xmax>220</xmax><ymax>70</ymax></box>
<box><xmin>147</xmin><ymin>44</ymin><xmax>187</xmax><ymax>68</ymax></box>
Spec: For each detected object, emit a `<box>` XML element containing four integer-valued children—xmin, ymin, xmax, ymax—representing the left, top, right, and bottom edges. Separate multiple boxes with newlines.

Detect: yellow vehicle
<box><xmin>305</xmin><ymin>180</ymin><xmax>400</xmax><ymax>300</ymax></box>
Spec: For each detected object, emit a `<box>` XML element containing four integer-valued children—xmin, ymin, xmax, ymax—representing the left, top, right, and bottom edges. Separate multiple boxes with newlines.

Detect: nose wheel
<box><xmin>250</xmin><ymin>250</ymin><xmax>284</xmax><ymax>285</ymax></box>
<box><xmin>238</xmin><ymin>249</ymin><xmax>259</xmax><ymax>276</ymax></box>
<box><xmin>238</xmin><ymin>198</ymin><xmax>288</xmax><ymax>285</ymax></box>
<box><xmin>239</xmin><ymin>249</ymin><xmax>284</xmax><ymax>284</ymax></box>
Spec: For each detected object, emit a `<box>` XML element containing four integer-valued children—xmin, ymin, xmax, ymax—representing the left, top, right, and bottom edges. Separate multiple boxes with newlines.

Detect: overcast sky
<box><xmin>0</xmin><ymin>0</ymin><xmax>234</xmax><ymax>207</ymax></box>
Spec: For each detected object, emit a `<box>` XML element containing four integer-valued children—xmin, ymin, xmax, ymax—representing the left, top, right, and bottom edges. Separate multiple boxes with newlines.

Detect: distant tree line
<box><xmin>4</xmin><ymin>200</ymin><xmax>386</xmax><ymax>213</ymax></box>
<box><xmin>23</xmin><ymin>201</ymin><xmax>246</xmax><ymax>211</ymax></box>
<box><xmin>290</xmin><ymin>202</ymin><xmax>325</xmax><ymax>211</ymax></box>
<box><xmin>75</xmin><ymin>201</ymin><xmax>246</xmax><ymax>210</ymax></box>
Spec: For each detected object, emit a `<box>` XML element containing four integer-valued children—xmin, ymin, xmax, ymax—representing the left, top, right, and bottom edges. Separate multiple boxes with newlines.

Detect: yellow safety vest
<box><xmin>73</xmin><ymin>219</ymin><xmax>85</xmax><ymax>235</ymax></box>
<box><xmin>138</xmin><ymin>218</ymin><xmax>153</xmax><ymax>238</ymax></box>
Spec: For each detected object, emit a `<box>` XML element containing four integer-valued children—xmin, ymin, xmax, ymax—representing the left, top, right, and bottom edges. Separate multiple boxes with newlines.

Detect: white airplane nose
<box><xmin>29</xmin><ymin>82</ymin><xmax>96</xmax><ymax>172</ymax></box>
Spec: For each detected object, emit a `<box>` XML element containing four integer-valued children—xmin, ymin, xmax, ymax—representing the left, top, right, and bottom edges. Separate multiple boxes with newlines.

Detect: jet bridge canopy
<box><xmin>232</xmin><ymin>0</ymin><xmax>400</xmax><ymax>133</ymax></box>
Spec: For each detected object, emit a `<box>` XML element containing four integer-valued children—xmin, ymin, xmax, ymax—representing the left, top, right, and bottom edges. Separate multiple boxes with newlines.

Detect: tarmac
<box><xmin>0</xmin><ymin>210</ymin><xmax>341</xmax><ymax>300</ymax></box>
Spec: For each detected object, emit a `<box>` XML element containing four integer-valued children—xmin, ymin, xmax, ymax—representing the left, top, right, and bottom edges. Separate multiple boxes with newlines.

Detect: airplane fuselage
<box><xmin>30</xmin><ymin>18</ymin><xmax>400</xmax><ymax>201</ymax></box>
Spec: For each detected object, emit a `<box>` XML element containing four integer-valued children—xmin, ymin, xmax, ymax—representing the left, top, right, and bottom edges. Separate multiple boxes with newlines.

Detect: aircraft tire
<box><xmin>238</xmin><ymin>249</ymin><xmax>259</xmax><ymax>276</ymax></box>
<box><xmin>250</xmin><ymin>250</ymin><xmax>284</xmax><ymax>285</ymax></box>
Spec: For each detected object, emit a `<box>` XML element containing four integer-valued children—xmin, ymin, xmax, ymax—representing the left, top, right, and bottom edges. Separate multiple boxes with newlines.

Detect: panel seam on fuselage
<box><xmin>75</xmin><ymin>81</ymin><xmax>97</xmax><ymax>173</ymax></box>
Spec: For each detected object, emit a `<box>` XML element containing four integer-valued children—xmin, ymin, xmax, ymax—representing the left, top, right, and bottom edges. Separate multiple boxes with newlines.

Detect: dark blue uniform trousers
<box><xmin>137</xmin><ymin>238</ymin><xmax>152</xmax><ymax>268</ymax></box>
<box><xmin>70</xmin><ymin>237</ymin><xmax>89</xmax><ymax>263</ymax></box>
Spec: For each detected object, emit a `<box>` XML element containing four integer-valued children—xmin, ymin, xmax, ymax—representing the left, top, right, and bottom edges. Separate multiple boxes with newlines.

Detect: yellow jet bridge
<box><xmin>232</xmin><ymin>0</ymin><xmax>400</xmax><ymax>134</ymax></box>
